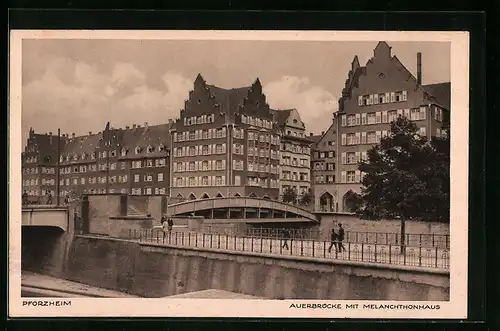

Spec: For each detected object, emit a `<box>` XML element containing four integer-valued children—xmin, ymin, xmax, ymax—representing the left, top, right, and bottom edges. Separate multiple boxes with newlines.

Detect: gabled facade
<box><xmin>274</xmin><ymin>108</ymin><xmax>312</xmax><ymax>197</ymax></box>
<box><xmin>309</xmin><ymin>121</ymin><xmax>338</xmax><ymax>211</ymax></box>
<box><xmin>170</xmin><ymin>74</ymin><xmax>281</xmax><ymax>201</ymax></box>
<box><xmin>333</xmin><ymin>41</ymin><xmax>450</xmax><ymax>212</ymax></box>
<box><xmin>22</xmin><ymin>121</ymin><xmax>172</xmax><ymax>203</ymax></box>
<box><xmin>22</xmin><ymin>128</ymin><xmax>65</xmax><ymax>203</ymax></box>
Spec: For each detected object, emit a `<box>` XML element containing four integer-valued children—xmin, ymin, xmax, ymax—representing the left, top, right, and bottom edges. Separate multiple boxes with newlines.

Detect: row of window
<box><xmin>175</xmin><ymin>127</ymin><xmax>227</xmax><ymax>142</ymax></box>
<box><xmin>240</xmin><ymin>115</ymin><xmax>273</xmax><ymax>129</ymax></box>
<box><xmin>59</xmin><ymin>144</ymin><xmax>167</xmax><ymax>163</ymax></box>
<box><xmin>174</xmin><ymin>175</ymin><xmax>227</xmax><ymax>187</ymax></box>
<box><xmin>174</xmin><ymin>144</ymin><xmax>226</xmax><ymax>157</ymax></box>
<box><xmin>174</xmin><ymin>160</ymin><xmax>226</xmax><ymax>172</ymax></box>
<box><xmin>281</xmin><ymin>185</ymin><xmax>310</xmax><ymax>195</ymax></box>
<box><xmin>247</xmin><ymin>162</ymin><xmax>279</xmax><ymax>173</ymax></box>
<box><xmin>282</xmin><ymin>171</ymin><xmax>309</xmax><ymax>182</ymax></box>
<box><xmin>341</xmin><ymin>128</ymin><xmax>426</xmax><ymax>146</ymax></box>
<box><xmin>281</xmin><ymin>157</ymin><xmax>309</xmax><ymax>168</ymax></box>
<box><xmin>25</xmin><ymin>156</ymin><xmax>38</xmax><ymax>164</ymax></box>
<box><xmin>313</xmin><ymin>162</ymin><xmax>335</xmax><ymax>172</ymax></box>
<box><xmin>184</xmin><ymin>114</ymin><xmax>215</xmax><ymax>126</ymax></box>
<box><xmin>313</xmin><ymin>151</ymin><xmax>335</xmax><ymax>159</ymax></box>
<box><xmin>284</xmin><ymin>129</ymin><xmax>307</xmax><ymax>138</ymax></box>
<box><xmin>314</xmin><ymin>175</ymin><xmax>335</xmax><ymax>184</ymax></box>
<box><xmin>248</xmin><ymin>177</ymin><xmax>280</xmax><ymax>189</ymax></box>
<box><xmin>247</xmin><ymin>147</ymin><xmax>280</xmax><ymax>159</ymax></box>
<box><xmin>358</xmin><ymin>90</ymin><xmax>407</xmax><ymax>106</ymax></box>
<box><xmin>342</xmin><ymin>108</ymin><xmax>427</xmax><ymax>127</ymax></box>
<box><xmin>23</xmin><ymin>190</ymin><xmax>55</xmax><ymax>196</ymax></box>
<box><xmin>248</xmin><ymin>132</ymin><xmax>280</xmax><ymax>145</ymax></box>
<box><xmin>341</xmin><ymin>170</ymin><xmax>365</xmax><ymax>184</ymax></box>
<box><xmin>281</xmin><ymin>143</ymin><xmax>311</xmax><ymax>155</ymax></box>
<box><xmin>341</xmin><ymin>152</ymin><xmax>368</xmax><ymax>165</ymax></box>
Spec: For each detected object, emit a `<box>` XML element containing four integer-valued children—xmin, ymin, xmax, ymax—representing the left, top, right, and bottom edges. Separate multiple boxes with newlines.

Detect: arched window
<box><xmin>319</xmin><ymin>192</ymin><xmax>335</xmax><ymax>212</ymax></box>
<box><xmin>158</xmin><ymin>144</ymin><xmax>165</xmax><ymax>152</ymax></box>
<box><xmin>135</xmin><ymin>146</ymin><xmax>141</xmax><ymax>154</ymax></box>
<box><xmin>147</xmin><ymin>145</ymin><xmax>154</xmax><ymax>153</ymax></box>
<box><xmin>121</xmin><ymin>148</ymin><xmax>127</xmax><ymax>156</ymax></box>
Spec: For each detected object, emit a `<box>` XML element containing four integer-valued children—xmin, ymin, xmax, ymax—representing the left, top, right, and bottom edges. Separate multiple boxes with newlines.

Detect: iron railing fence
<box><xmin>203</xmin><ymin>227</ymin><xmax>450</xmax><ymax>249</ymax></box>
<box><xmin>128</xmin><ymin>229</ymin><xmax>450</xmax><ymax>270</ymax></box>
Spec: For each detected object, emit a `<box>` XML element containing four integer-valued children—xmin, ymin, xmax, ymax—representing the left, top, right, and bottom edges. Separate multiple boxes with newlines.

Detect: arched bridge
<box><xmin>167</xmin><ymin>197</ymin><xmax>319</xmax><ymax>223</ymax></box>
<box><xmin>22</xmin><ymin>206</ymin><xmax>69</xmax><ymax>232</ymax></box>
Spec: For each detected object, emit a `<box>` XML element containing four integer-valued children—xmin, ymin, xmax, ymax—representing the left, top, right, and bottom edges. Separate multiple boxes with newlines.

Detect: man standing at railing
<box><xmin>327</xmin><ymin>228</ymin><xmax>338</xmax><ymax>254</ymax></box>
<box><xmin>282</xmin><ymin>228</ymin><xmax>291</xmax><ymax>250</ymax></box>
<box><xmin>337</xmin><ymin>223</ymin><xmax>346</xmax><ymax>253</ymax></box>
<box><xmin>167</xmin><ymin>217</ymin><xmax>174</xmax><ymax>235</ymax></box>
<box><xmin>161</xmin><ymin>215</ymin><xmax>168</xmax><ymax>240</ymax></box>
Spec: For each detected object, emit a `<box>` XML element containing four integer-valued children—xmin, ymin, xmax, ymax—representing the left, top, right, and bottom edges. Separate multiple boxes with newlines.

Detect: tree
<box><xmin>282</xmin><ymin>187</ymin><xmax>298</xmax><ymax>204</ymax></box>
<box><xmin>357</xmin><ymin>117</ymin><xmax>450</xmax><ymax>252</ymax></box>
<box><xmin>299</xmin><ymin>188</ymin><xmax>313</xmax><ymax>206</ymax></box>
<box><xmin>343</xmin><ymin>190</ymin><xmax>363</xmax><ymax>213</ymax></box>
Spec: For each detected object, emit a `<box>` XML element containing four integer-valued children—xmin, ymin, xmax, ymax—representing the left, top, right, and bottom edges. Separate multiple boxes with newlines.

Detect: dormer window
<box><xmin>60</xmin><ymin>156</ymin><xmax>64</xmax><ymax>163</ymax></box>
<box><xmin>66</xmin><ymin>155</ymin><xmax>70</xmax><ymax>162</ymax></box>
<box><xmin>81</xmin><ymin>152</ymin><xmax>86</xmax><ymax>159</ymax></box>
<box><xmin>147</xmin><ymin>145</ymin><xmax>154</xmax><ymax>153</ymax></box>
<box><xmin>135</xmin><ymin>146</ymin><xmax>141</xmax><ymax>154</ymax></box>
<box><xmin>91</xmin><ymin>152</ymin><xmax>96</xmax><ymax>160</ymax></box>
<box><xmin>158</xmin><ymin>144</ymin><xmax>165</xmax><ymax>152</ymax></box>
<box><xmin>111</xmin><ymin>150</ymin><xmax>116</xmax><ymax>157</ymax></box>
<box><xmin>121</xmin><ymin>148</ymin><xmax>127</xmax><ymax>156</ymax></box>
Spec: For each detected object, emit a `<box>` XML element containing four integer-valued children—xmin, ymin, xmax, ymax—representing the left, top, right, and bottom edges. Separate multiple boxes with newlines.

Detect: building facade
<box><xmin>22</xmin><ymin>122</ymin><xmax>172</xmax><ymax>203</ymax></box>
<box><xmin>331</xmin><ymin>41</ymin><xmax>450</xmax><ymax>212</ymax></box>
<box><xmin>170</xmin><ymin>74</ymin><xmax>281</xmax><ymax>201</ymax></box>
<box><xmin>309</xmin><ymin>121</ymin><xmax>338</xmax><ymax>212</ymax></box>
<box><xmin>21</xmin><ymin>128</ymin><xmax>63</xmax><ymax>203</ymax></box>
<box><xmin>274</xmin><ymin>108</ymin><xmax>312</xmax><ymax>198</ymax></box>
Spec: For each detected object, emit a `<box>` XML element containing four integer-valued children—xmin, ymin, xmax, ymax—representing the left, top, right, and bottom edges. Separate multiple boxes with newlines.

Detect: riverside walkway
<box><xmin>130</xmin><ymin>230</ymin><xmax>450</xmax><ymax>271</ymax></box>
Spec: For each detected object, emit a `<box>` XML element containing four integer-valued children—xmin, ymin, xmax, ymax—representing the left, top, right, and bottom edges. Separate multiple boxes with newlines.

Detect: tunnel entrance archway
<box><xmin>21</xmin><ymin>226</ymin><xmax>65</xmax><ymax>274</ymax></box>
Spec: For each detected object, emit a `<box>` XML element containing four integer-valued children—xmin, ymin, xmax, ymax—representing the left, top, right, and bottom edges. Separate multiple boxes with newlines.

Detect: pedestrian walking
<box><xmin>22</xmin><ymin>190</ymin><xmax>28</xmax><ymax>206</ymax></box>
<box><xmin>282</xmin><ymin>228</ymin><xmax>291</xmax><ymax>250</ymax></box>
<box><xmin>45</xmin><ymin>191</ymin><xmax>52</xmax><ymax>205</ymax></box>
<box><xmin>327</xmin><ymin>228</ymin><xmax>338</xmax><ymax>254</ymax></box>
<box><xmin>337</xmin><ymin>223</ymin><xmax>346</xmax><ymax>253</ymax></box>
<box><xmin>161</xmin><ymin>215</ymin><xmax>169</xmax><ymax>240</ymax></box>
<box><xmin>167</xmin><ymin>217</ymin><xmax>174</xmax><ymax>235</ymax></box>
<box><xmin>64</xmin><ymin>194</ymin><xmax>69</xmax><ymax>205</ymax></box>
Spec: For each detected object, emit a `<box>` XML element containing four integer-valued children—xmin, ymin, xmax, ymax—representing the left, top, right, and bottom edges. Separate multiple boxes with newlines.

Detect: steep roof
<box><xmin>206</xmin><ymin>85</ymin><xmax>251</xmax><ymax>115</ymax></box>
<box><xmin>307</xmin><ymin>134</ymin><xmax>322</xmax><ymax>144</ymax></box>
<box><xmin>61</xmin><ymin>134</ymin><xmax>101</xmax><ymax>165</ymax></box>
<box><xmin>272</xmin><ymin>108</ymin><xmax>293</xmax><ymax>127</ymax></box>
<box><xmin>423</xmin><ymin>82</ymin><xmax>451</xmax><ymax>110</ymax></box>
<box><xmin>119</xmin><ymin>123</ymin><xmax>172</xmax><ymax>160</ymax></box>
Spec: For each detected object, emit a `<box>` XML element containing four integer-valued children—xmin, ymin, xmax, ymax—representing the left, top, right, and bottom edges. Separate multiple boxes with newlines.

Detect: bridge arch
<box><xmin>167</xmin><ymin>196</ymin><xmax>319</xmax><ymax>223</ymax></box>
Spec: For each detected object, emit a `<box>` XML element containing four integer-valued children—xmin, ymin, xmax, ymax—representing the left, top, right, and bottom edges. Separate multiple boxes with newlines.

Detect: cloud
<box><xmin>263</xmin><ymin>76</ymin><xmax>337</xmax><ymax>134</ymax></box>
<box><xmin>22</xmin><ymin>57</ymin><xmax>191</xmax><ymax>142</ymax></box>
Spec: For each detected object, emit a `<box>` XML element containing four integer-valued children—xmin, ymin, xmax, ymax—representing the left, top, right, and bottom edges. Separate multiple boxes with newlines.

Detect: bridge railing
<box><xmin>204</xmin><ymin>227</ymin><xmax>449</xmax><ymax>249</ymax></box>
<box><xmin>128</xmin><ymin>229</ymin><xmax>450</xmax><ymax>270</ymax></box>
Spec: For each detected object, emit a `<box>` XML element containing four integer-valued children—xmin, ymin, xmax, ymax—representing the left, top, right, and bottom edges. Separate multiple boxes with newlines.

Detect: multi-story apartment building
<box><xmin>22</xmin><ymin>122</ymin><xmax>172</xmax><ymax>203</ymax></box>
<box><xmin>274</xmin><ymin>108</ymin><xmax>311</xmax><ymax>198</ymax></box>
<box><xmin>170</xmin><ymin>74</ymin><xmax>281</xmax><ymax>200</ymax></box>
<box><xmin>22</xmin><ymin>128</ymin><xmax>64</xmax><ymax>203</ymax></box>
<box><xmin>331</xmin><ymin>41</ymin><xmax>450</xmax><ymax>212</ymax></box>
<box><xmin>309</xmin><ymin>121</ymin><xmax>338</xmax><ymax>211</ymax></box>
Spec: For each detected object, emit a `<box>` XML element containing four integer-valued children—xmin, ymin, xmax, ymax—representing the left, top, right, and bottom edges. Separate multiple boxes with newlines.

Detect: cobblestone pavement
<box><xmin>21</xmin><ymin>271</ymin><xmax>138</xmax><ymax>298</ymax></box>
<box><xmin>136</xmin><ymin>231</ymin><xmax>450</xmax><ymax>270</ymax></box>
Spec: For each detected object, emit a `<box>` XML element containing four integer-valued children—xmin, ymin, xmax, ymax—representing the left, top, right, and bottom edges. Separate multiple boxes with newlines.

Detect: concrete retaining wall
<box><xmin>64</xmin><ymin>235</ymin><xmax>449</xmax><ymax>301</ymax></box>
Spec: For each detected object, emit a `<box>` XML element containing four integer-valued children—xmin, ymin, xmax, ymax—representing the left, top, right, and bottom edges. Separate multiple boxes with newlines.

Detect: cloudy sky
<box><xmin>21</xmin><ymin>39</ymin><xmax>450</xmax><ymax>140</ymax></box>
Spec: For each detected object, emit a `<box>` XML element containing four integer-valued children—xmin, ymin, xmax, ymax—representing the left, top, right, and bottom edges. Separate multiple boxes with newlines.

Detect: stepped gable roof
<box><xmin>119</xmin><ymin>123</ymin><xmax>172</xmax><ymax>160</ymax></box>
<box><xmin>422</xmin><ymin>82</ymin><xmax>451</xmax><ymax>110</ymax></box>
<box><xmin>60</xmin><ymin>133</ymin><xmax>101</xmax><ymax>165</ymax></box>
<box><xmin>206</xmin><ymin>84</ymin><xmax>251</xmax><ymax>116</ymax></box>
<box><xmin>272</xmin><ymin>108</ymin><xmax>294</xmax><ymax>127</ymax></box>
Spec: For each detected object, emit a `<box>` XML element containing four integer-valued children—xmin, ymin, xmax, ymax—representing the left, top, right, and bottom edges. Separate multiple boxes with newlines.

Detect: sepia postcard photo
<box><xmin>9</xmin><ymin>30</ymin><xmax>469</xmax><ymax>319</ymax></box>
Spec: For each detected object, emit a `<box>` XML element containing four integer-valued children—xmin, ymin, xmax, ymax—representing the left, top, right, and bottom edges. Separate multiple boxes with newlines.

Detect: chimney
<box><xmin>417</xmin><ymin>52</ymin><xmax>422</xmax><ymax>85</ymax></box>
<box><xmin>49</xmin><ymin>132</ymin><xmax>52</xmax><ymax>135</ymax></box>
<box><xmin>72</xmin><ymin>133</ymin><xmax>75</xmax><ymax>138</ymax></box>
<box><xmin>168</xmin><ymin>119</ymin><xmax>173</xmax><ymax>125</ymax></box>
<box><xmin>321</xmin><ymin>131</ymin><xmax>325</xmax><ymax>135</ymax></box>
<box><xmin>89</xmin><ymin>131</ymin><xmax>92</xmax><ymax>135</ymax></box>
<box><xmin>144</xmin><ymin>122</ymin><xmax>148</xmax><ymax>128</ymax></box>
<box><xmin>137</xmin><ymin>125</ymin><xmax>141</xmax><ymax>128</ymax></box>
<box><xmin>125</xmin><ymin>126</ymin><xmax>130</xmax><ymax>130</ymax></box>
<box><xmin>132</xmin><ymin>124</ymin><xmax>136</xmax><ymax>129</ymax></box>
